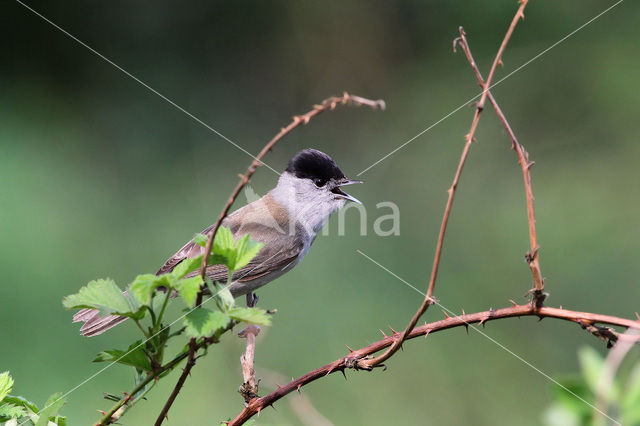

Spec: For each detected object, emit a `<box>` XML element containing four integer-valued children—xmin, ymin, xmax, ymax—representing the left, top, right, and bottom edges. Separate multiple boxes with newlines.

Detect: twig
<box><xmin>99</xmin><ymin>344</ymin><xmax>198</xmax><ymax>425</ymax></box>
<box><xmin>154</xmin><ymin>93</ymin><xmax>385</xmax><ymax>424</ymax></box>
<box><xmin>228</xmin><ymin>304</ymin><xmax>640</xmax><ymax>425</ymax></box>
<box><xmin>356</xmin><ymin>0</ymin><xmax>529</xmax><ymax>371</ymax></box>
<box><xmin>454</xmin><ymin>25</ymin><xmax>546</xmax><ymax>307</ymax></box>
<box><xmin>238</xmin><ymin>293</ymin><xmax>260</xmax><ymax>403</ymax></box>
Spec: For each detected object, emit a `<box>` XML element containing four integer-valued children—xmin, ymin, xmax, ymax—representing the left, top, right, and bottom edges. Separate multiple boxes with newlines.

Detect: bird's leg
<box><xmin>238</xmin><ymin>292</ymin><xmax>261</xmax><ymax>403</ymax></box>
<box><xmin>246</xmin><ymin>292</ymin><xmax>259</xmax><ymax>308</ymax></box>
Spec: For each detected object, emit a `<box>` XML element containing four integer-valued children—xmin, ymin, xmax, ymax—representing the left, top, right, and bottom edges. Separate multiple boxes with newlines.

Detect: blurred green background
<box><xmin>2</xmin><ymin>0</ymin><xmax>639</xmax><ymax>424</ymax></box>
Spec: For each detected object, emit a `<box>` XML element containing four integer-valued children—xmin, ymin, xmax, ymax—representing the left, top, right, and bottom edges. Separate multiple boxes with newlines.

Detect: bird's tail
<box><xmin>73</xmin><ymin>308</ymin><xmax>128</xmax><ymax>337</ymax></box>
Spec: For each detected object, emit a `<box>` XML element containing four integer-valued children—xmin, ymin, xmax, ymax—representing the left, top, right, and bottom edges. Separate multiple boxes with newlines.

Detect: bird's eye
<box><xmin>314</xmin><ymin>178</ymin><xmax>326</xmax><ymax>187</ymax></box>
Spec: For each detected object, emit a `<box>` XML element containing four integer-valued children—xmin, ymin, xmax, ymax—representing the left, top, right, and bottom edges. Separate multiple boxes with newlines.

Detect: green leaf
<box><xmin>62</xmin><ymin>278</ymin><xmax>135</xmax><ymax>317</ymax></box>
<box><xmin>229</xmin><ymin>307</ymin><xmax>272</xmax><ymax>326</ymax></box>
<box><xmin>172</xmin><ymin>255</ymin><xmax>204</xmax><ymax>280</ymax></box>
<box><xmin>93</xmin><ymin>340</ymin><xmax>153</xmax><ymax>372</ymax></box>
<box><xmin>184</xmin><ymin>309</ymin><xmax>230</xmax><ymax>338</ymax></box>
<box><xmin>214</xmin><ymin>226</ymin><xmax>235</xmax><ymax>253</ymax></box>
<box><xmin>175</xmin><ymin>276</ymin><xmax>203</xmax><ymax>308</ymax></box>
<box><xmin>128</xmin><ymin>274</ymin><xmax>160</xmax><ymax>306</ymax></box>
<box><xmin>193</xmin><ymin>233</ymin><xmax>208</xmax><ymax>247</ymax></box>
<box><xmin>35</xmin><ymin>392</ymin><xmax>65</xmax><ymax>426</ymax></box>
<box><xmin>233</xmin><ymin>235</ymin><xmax>263</xmax><ymax>271</ymax></box>
<box><xmin>0</xmin><ymin>402</ymin><xmax>26</xmax><ymax>419</ymax></box>
<box><xmin>548</xmin><ymin>376</ymin><xmax>592</xmax><ymax>419</ymax></box>
<box><xmin>578</xmin><ymin>346</ymin><xmax>604</xmax><ymax>393</ymax></box>
<box><xmin>3</xmin><ymin>395</ymin><xmax>38</xmax><ymax>414</ymax></box>
<box><xmin>213</xmin><ymin>284</ymin><xmax>235</xmax><ymax>311</ymax></box>
<box><xmin>210</xmin><ymin>226</ymin><xmax>236</xmax><ymax>270</ymax></box>
<box><xmin>0</xmin><ymin>371</ymin><xmax>14</xmax><ymax>401</ymax></box>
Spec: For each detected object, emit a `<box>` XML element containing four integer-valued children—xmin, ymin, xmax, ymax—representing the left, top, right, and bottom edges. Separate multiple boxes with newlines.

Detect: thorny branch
<box><xmin>228</xmin><ymin>304</ymin><xmax>640</xmax><ymax>425</ymax></box>
<box><xmin>355</xmin><ymin>0</ymin><xmax>529</xmax><ymax>372</ymax></box>
<box><xmin>454</xmin><ymin>25</ymin><xmax>546</xmax><ymax>307</ymax></box>
<box><xmin>153</xmin><ymin>93</ymin><xmax>385</xmax><ymax>424</ymax></box>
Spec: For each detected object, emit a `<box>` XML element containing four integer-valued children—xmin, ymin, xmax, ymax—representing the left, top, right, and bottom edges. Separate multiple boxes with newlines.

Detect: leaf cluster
<box><xmin>0</xmin><ymin>371</ymin><xmax>66</xmax><ymax>425</ymax></box>
<box><xmin>60</xmin><ymin>227</ymin><xmax>270</xmax><ymax>423</ymax></box>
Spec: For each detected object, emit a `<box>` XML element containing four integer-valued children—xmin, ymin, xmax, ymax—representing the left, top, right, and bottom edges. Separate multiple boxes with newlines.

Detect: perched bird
<box><xmin>74</xmin><ymin>149</ymin><xmax>362</xmax><ymax>336</ymax></box>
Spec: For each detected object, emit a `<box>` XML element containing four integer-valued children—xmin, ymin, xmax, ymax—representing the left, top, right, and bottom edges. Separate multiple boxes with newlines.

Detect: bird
<box><xmin>73</xmin><ymin>149</ymin><xmax>362</xmax><ymax>336</ymax></box>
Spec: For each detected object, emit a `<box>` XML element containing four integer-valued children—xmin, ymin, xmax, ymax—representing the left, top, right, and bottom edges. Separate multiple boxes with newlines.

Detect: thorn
<box><xmin>442</xmin><ymin>310</ymin><xmax>451</xmax><ymax>319</ymax></box>
<box><xmin>464</xmin><ymin>323</ymin><xmax>469</xmax><ymax>334</ymax></box>
<box><xmin>269</xmin><ymin>403</ymin><xmax>277</xmax><ymax>411</ymax></box>
<box><xmin>560</xmin><ymin>305</ymin><xmax>563</xmax><ymax>310</ymax></box>
<box><xmin>276</xmin><ymin>383</ymin><xmax>282</xmax><ymax>389</ymax></box>
<box><xmin>389</xmin><ymin>326</ymin><xmax>399</xmax><ymax>335</ymax></box>
<box><xmin>346</xmin><ymin>345</ymin><xmax>355</xmax><ymax>353</ymax></box>
<box><xmin>341</xmin><ymin>369</ymin><xmax>347</xmax><ymax>380</ymax></box>
<box><xmin>424</xmin><ymin>329</ymin><xmax>431</xmax><ymax>339</ymax></box>
<box><xmin>526</xmin><ymin>161</ymin><xmax>535</xmax><ymax>170</ymax></box>
<box><xmin>478</xmin><ymin>316</ymin><xmax>489</xmax><ymax>327</ymax></box>
<box><xmin>256</xmin><ymin>406</ymin><xmax>262</xmax><ymax>417</ymax></box>
<box><xmin>498</xmin><ymin>58</ymin><xmax>504</xmax><ymax>67</ymax></box>
<box><xmin>635</xmin><ymin>312</ymin><xmax>640</xmax><ymax>321</ymax></box>
<box><xmin>326</xmin><ymin>361</ymin><xmax>340</xmax><ymax>376</ymax></box>
<box><xmin>509</xmin><ymin>299</ymin><xmax>518</xmax><ymax>307</ymax></box>
<box><xmin>379</xmin><ymin>329</ymin><xmax>388</xmax><ymax>338</ymax></box>
<box><xmin>97</xmin><ymin>410</ymin><xmax>106</xmax><ymax>415</ymax></box>
<box><xmin>461</xmin><ymin>308</ymin><xmax>466</xmax><ymax>316</ymax></box>
<box><xmin>296</xmin><ymin>383</ymin><xmax>302</xmax><ymax>394</ymax></box>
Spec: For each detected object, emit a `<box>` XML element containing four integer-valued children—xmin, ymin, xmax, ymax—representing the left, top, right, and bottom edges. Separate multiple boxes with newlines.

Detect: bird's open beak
<box><xmin>332</xmin><ymin>179</ymin><xmax>363</xmax><ymax>204</ymax></box>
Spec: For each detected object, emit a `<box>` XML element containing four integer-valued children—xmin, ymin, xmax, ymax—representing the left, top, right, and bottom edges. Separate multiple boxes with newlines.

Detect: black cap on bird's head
<box><xmin>286</xmin><ymin>149</ymin><xmax>362</xmax><ymax>203</ymax></box>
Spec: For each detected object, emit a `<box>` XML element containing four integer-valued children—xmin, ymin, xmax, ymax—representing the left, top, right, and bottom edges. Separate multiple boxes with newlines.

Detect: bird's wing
<box><xmin>157</xmin><ymin>193</ymin><xmax>306</xmax><ymax>284</ymax></box>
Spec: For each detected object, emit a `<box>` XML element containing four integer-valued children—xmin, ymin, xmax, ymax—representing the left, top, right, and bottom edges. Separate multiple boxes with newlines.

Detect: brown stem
<box><xmin>153</xmin><ymin>351</ymin><xmax>196</xmax><ymax>426</ymax></box>
<box><xmin>238</xmin><ymin>293</ymin><xmax>260</xmax><ymax>402</ymax></box>
<box><xmin>154</xmin><ymin>93</ymin><xmax>384</xmax><ymax>424</ymax></box>
<box><xmin>357</xmin><ymin>0</ymin><xmax>529</xmax><ymax>371</ymax></box>
<box><xmin>454</xmin><ymin>25</ymin><xmax>545</xmax><ymax>307</ymax></box>
<box><xmin>228</xmin><ymin>304</ymin><xmax>640</xmax><ymax>425</ymax></box>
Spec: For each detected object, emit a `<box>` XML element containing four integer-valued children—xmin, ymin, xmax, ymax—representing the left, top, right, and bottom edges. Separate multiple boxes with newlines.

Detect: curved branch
<box><xmin>454</xmin><ymin>25</ymin><xmax>545</xmax><ymax>305</ymax></box>
<box><xmin>356</xmin><ymin>0</ymin><xmax>529</xmax><ymax>371</ymax></box>
<box><xmin>228</xmin><ymin>304</ymin><xmax>640</xmax><ymax>425</ymax></box>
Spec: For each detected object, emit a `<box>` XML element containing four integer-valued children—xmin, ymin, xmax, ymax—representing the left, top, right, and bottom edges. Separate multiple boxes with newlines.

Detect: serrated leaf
<box><xmin>128</xmin><ymin>274</ymin><xmax>159</xmax><ymax>306</ymax></box>
<box><xmin>578</xmin><ymin>346</ymin><xmax>605</xmax><ymax>394</ymax></box>
<box><xmin>175</xmin><ymin>276</ymin><xmax>203</xmax><ymax>308</ymax></box>
<box><xmin>233</xmin><ymin>235</ymin><xmax>263</xmax><ymax>271</ymax></box>
<box><xmin>184</xmin><ymin>309</ymin><xmax>230</xmax><ymax>338</ymax></box>
<box><xmin>0</xmin><ymin>402</ymin><xmax>25</xmax><ymax>419</ymax></box>
<box><xmin>93</xmin><ymin>340</ymin><xmax>153</xmax><ymax>372</ymax></box>
<box><xmin>0</xmin><ymin>371</ymin><xmax>14</xmax><ymax>401</ymax></box>
<box><xmin>3</xmin><ymin>396</ymin><xmax>38</xmax><ymax>414</ymax></box>
<box><xmin>172</xmin><ymin>255</ymin><xmax>205</xmax><ymax>280</ymax></box>
<box><xmin>214</xmin><ymin>226</ymin><xmax>235</xmax><ymax>253</ymax></box>
<box><xmin>229</xmin><ymin>307</ymin><xmax>272</xmax><ymax>326</ymax></box>
<box><xmin>35</xmin><ymin>393</ymin><xmax>65</xmax><ymax>426</ymax></box>
<box><xmin>62</xmin><ymin>279</ymin><xmax>134</xmax><ymax>316</ymax></box>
